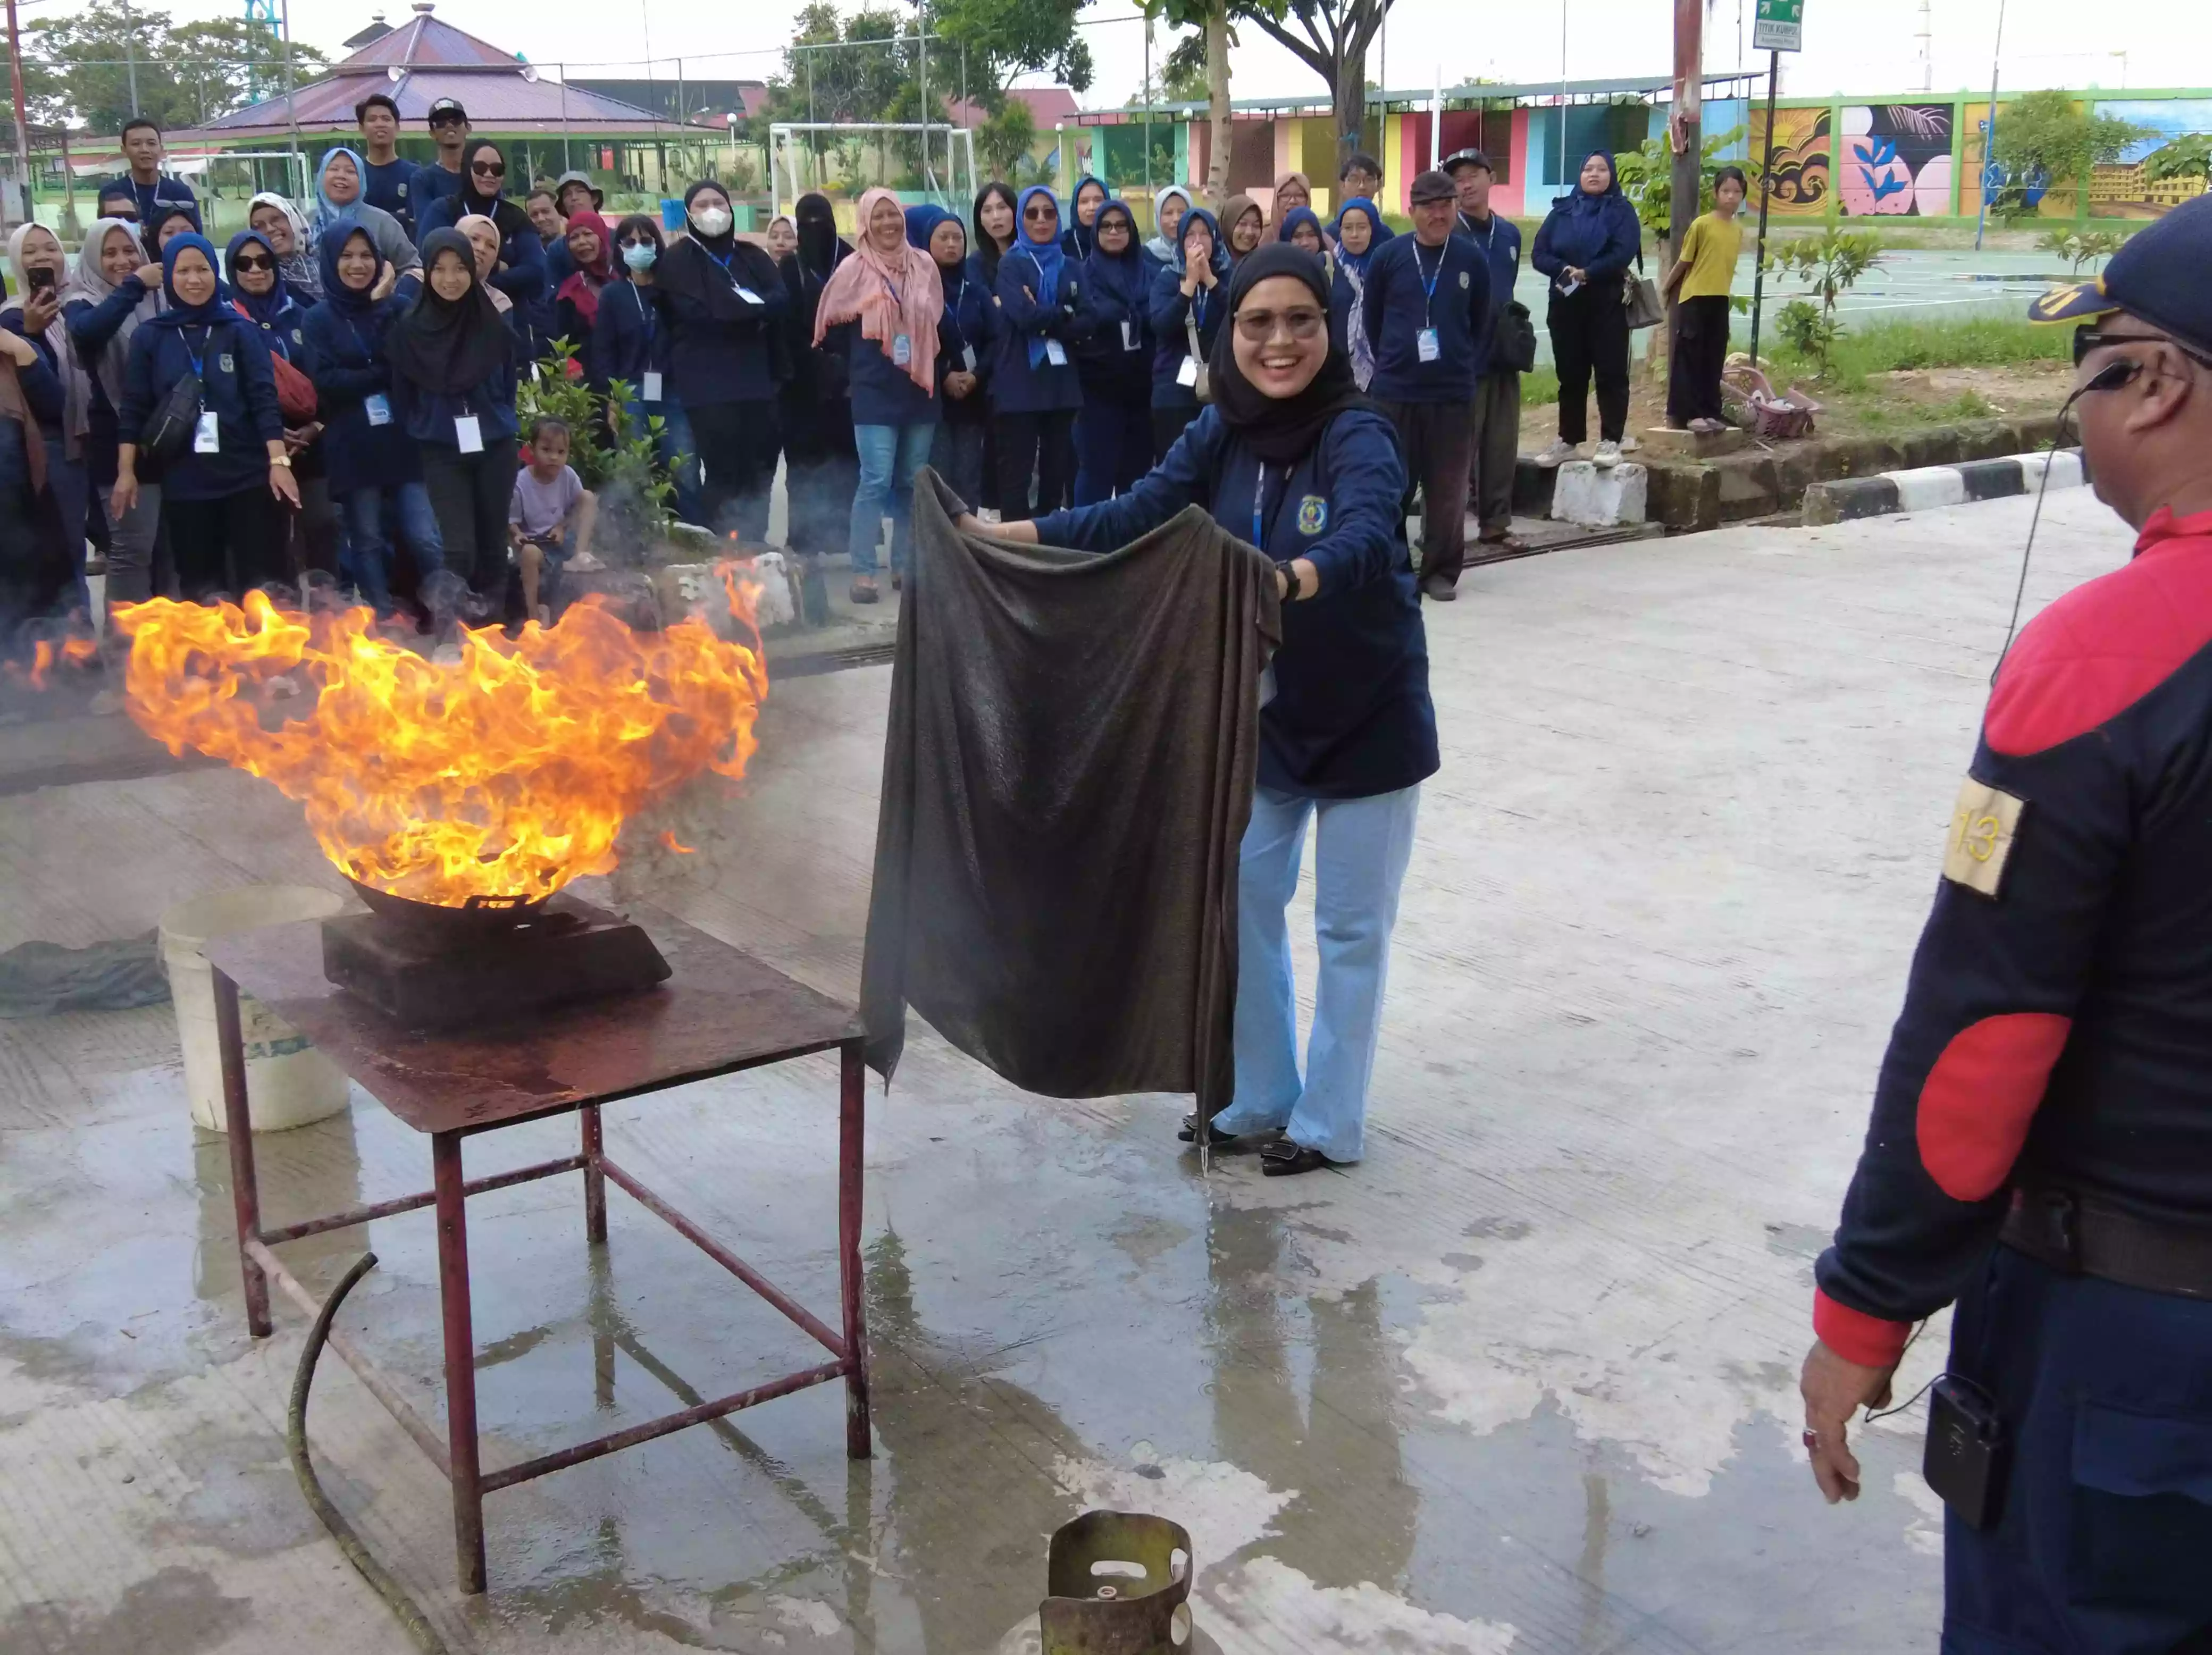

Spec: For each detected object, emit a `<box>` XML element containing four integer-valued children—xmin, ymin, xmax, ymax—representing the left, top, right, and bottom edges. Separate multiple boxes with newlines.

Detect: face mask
<box><xmin>690</xmin><ymin>206</ymin><xmax>732</xmax><ymax>238</ymax></box>
<box><xmin>622</xmin><ymin>242</ymin><xmax>657</xmax><ymax>273</ymax></box>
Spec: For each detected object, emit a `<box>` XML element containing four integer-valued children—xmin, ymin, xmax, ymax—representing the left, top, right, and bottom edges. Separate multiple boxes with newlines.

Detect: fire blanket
<box><xmin>860</xmin><ymin>468</ymin><xmax>1280</xmax><ymax>1118</ymax></box>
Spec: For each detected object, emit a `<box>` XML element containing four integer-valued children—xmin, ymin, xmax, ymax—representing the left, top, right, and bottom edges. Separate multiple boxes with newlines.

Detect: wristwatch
<box><xmin>270</xmin><ymin>455</ymin><xmax>294</xmax><ymax>468</ymax></box>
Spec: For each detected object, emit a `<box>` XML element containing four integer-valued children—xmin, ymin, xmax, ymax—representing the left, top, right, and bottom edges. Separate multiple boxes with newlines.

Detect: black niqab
<box><xmin>386</xmin><ymin>229</ymin><xmax>514</xmax><ymax>396</ymax></box>
<box><xmin>1208</xmin><ymin>242</ymin><xmax>1374</xmax><ymax>466</ymax></box>
<box><xmin>794</xmin><ymin>191</ymin><xmax>847</xmax><ymax>281</ymax></box>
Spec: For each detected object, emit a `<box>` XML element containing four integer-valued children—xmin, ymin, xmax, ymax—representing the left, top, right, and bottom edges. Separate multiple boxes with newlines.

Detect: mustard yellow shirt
<box><xmin>1675</xmin><ymin>211</ymin><xmax>1744</xmax><ymax>301</ymax></box>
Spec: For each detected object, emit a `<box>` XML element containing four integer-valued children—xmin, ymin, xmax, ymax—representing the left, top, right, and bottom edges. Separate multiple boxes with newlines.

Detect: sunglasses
<box><xmin>472</xmin><ymin>162</ymin><xmax>506</xmax><ymax>178</ymax></box>
<box><xmin>2072</xmin><ymin>324</ymin><xmax>2212</xmax><ymax>372</ymax></box>
<box><xmin>234</xmin><ymin>253</ymin><xmax>274</xmax><ymax>271</ymax></box>
<box><xmin>618</xmin><ymin>236</ymin><xmax>656</xmax><ymax>249</ymax></box>
<box><xmin>1233</xmin><ymin>308</ymin><xmax>1326</xmax><ymax>342</ymax></box>
<box><xmin>1023</xmin><ymin>205</ymin><xmax>1057</xmax><ymax>220</ymax></box>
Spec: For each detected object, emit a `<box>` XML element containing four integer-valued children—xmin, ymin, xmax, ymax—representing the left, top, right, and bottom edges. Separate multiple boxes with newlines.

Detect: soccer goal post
<box><xmin>768</xmin><ymin>123</ymin><xmax>980</xmax><ymax>224</ymax></box>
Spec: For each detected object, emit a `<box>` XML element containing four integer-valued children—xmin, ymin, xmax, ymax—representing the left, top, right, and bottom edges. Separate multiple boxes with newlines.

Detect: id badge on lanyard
<box><xmin>455</xmin><ymin>414</ymin><xmax>484</xmax><ymax>453</ymax></box>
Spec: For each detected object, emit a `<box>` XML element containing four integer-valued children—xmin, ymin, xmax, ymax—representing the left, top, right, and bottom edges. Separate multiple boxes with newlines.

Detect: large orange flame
<box><xmin>113</xmin><ymin>586</ymin><xmax>766</xmax><ymax>906</ymax></box>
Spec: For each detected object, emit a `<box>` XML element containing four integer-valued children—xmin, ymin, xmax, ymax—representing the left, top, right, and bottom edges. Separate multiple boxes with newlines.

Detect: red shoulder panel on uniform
<box><xmin>1984</xmin><ymin>524</ymin><xmax>2212</xmax><ymax>757</ymax></box>
<box><xmin>1916</xmin><ymin>1012</ymin><xmax>2073</xmax><ymax>1201</ymax></box>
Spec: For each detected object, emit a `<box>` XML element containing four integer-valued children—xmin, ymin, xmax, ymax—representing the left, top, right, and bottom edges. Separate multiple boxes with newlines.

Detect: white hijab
<box><xmin>3</xmin><ymin>224</ymin><xmax>91</xmax><ymax>453</ymax></box>
<box><xmin>61</xmin><ymin>218</ymin><xmax>162</xmax><ymax>408</ymax></box>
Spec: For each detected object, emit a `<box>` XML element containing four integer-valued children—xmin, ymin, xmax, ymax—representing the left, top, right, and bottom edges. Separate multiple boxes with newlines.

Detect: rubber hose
<box><xmin>287</xmin><ymin>1250</ymin><xmax>452</xmax><ymax>1655</ymax></box>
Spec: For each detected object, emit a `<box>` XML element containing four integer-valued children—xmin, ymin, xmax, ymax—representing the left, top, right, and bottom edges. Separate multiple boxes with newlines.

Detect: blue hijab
<box><xmin>144</xmin><ymin>234</ymin><xmax>229</xmax><ymax>331</ymax></box>
<box><xmin>317</xmin><ymin>222</ymin><xmax>384</xmax><ymax>324</ymax></box>
<box><xmin>904</xmin><ymin>203</ymin><xmax>954</xmax><ymax>253</ymax></box>
<box><xmin>1082</xmin><ymin>200</ymin><xmax>1148</xmax><ymax>312</ymax></box>
<box><xmin>1328</xmin><ymin>197</ymin><xmax>1388</xmax><ymax>279</ymax></box>
<box><xmin>1063</xmin><ymin>175</ymin><xmax>1109</xmax><ymax>259</ymax></box>
<box><xmin>1169</xmin><ymin>207</ymin><xmax>1230</xmax><ymax>280</ymax></box>
<box><xmin>1012</xmin><ymin>186</ymin><xmax>1066</xmax><ymax>368</ymax></box>
<box><xmin>1275</xmin><ymin>206</ymin><xmax>1326</xmax><ymax>248</ymax></box>
<box><xmin>224</xmin><ymin>230</ymin><xmax>290</xmax><ymax>331</ymax></box>
<box><xmin>314</xmin><ymin>146</ymin><xmax>369</xmax><ymax>233</ymax></box>
<box><xmin>1554</xmin><ymin>150</ymin><xmax>1626</xmax><ymax>214</ymax></box>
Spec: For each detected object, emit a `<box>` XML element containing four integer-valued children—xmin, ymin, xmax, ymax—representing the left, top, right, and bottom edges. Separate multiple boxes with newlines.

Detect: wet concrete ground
<box><xmin>0</xmin><ymin>488</ymin><xmax>2128</xmax><ymax>1652</ymax></box>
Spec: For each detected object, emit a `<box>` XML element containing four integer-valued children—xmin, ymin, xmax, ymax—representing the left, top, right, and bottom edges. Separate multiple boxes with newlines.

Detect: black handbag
<box><xmin>1494</xmin><ymin>300</ymin><xmax>1538</xmax><ymax>374</ymax></box>
<box><xmin>137</xmin><ymin>366</ymin><xmax>205</xmax><ymax>471</ymax></box>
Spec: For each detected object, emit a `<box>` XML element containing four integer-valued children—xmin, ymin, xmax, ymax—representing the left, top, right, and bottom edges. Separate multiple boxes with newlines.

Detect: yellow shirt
<box><xmin>1675</xmin><ymin>210</ymin><xmax>1744</xmax><ymax>301</ymax></box>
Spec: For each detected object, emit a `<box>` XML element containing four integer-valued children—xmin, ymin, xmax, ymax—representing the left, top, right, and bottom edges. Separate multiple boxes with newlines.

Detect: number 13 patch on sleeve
<box><xmin>1943</xmin><ymin>777</ymin><xmax>2026</xmax><ymax>898</ymax></box>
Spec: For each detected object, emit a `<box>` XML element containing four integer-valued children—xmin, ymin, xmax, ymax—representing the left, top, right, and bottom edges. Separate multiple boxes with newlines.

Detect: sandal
<box><xmin>1260</xmin><ymin>1141</ymin><xmax>1340</xmax><ymax>1178</ymax></box>
<box><xmin>1478</xmin><ymin>531</ymin><xmax>1529</xmax><ymax>553</ymax></box>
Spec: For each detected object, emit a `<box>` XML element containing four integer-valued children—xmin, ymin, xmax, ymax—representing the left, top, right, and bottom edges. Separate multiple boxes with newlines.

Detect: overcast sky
<box><xmin>41</xmin><ymin>0</ymin><xmax>2195</xmax><ymax>108</ymax></box>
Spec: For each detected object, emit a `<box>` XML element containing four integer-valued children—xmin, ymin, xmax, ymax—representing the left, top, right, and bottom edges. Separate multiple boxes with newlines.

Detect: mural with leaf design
<box><xmin>1838</xmin><ymin>104</ymin><xmax>1955</xmax><ymax>215</ymax></box>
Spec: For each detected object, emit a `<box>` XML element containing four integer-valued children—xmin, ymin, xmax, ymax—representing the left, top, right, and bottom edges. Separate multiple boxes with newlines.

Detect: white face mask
<box><xmin>690</xmin><ymin>205</ymin><xmax>732</xmax><ymax>238</ymax></box>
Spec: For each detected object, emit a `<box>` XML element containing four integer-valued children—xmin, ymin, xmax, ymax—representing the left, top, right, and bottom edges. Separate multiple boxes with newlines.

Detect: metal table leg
<box><xmin>838</xmin><ymin>1039</ymin><xmax>872</xmax><ymax>1459</ymax></box>
<box><xmin>433</xmin><ymin>1130</ymin><xmax>488</xmax><ymax>1593</ymax></box>
<box><xmin>214</xmin><ymin>971</ymin><xmax>271</xmax><ymax>1339</ymax></box>
<box><xmin>581</xmin><ymin>1104</ymin><xmax>607</xmax><ymax>1246</ymax></box>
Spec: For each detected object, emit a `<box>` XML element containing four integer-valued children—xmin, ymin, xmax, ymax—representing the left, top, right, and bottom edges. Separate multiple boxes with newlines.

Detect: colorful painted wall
<box><xmin>2088</xmin><ymin>98</ymin><xmax>2212</xmax><ymax>216</ymax></box>
<box><xmin>1836</xmin><ymin>102</ymin><xmax>1955</xmax><ymax>215</ymax></box>
<box><xmin>1747</xmin><ymin>105</ymin><xmax>1831</xmax><ymax>216</ymax></box>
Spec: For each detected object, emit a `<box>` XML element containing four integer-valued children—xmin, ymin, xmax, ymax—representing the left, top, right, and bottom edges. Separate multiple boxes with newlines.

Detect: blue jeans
<box><xmin>626</xmin><ymin>397</ymin><xmax>703</xmax><ymax>528</ymax></box>
<box><xmin>1211</xmin><ymin>783</ymin><xmax>1420</xmax><ymax>1163</ymax></box>
<box><xmin>338</xmin><ymin>481</ymin><xmax>445</xmax><ymax>614</ymax></box>
<box><xmin>850</xmin><ymin>422</ymin><xmax>936</xmax><ymax>575</ymax></box>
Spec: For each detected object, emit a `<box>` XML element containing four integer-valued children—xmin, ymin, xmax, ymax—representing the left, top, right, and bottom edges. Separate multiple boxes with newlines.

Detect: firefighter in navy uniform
<box><xmin>1800</xmin><ymin>194</ymin><xmax>2212</xmax><ymax>1652</ymax></box>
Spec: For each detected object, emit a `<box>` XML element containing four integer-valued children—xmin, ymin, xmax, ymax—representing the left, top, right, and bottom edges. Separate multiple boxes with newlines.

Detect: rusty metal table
<box><xmin>205</xmin><ymin>909</ymin><xmax>869</xmax><ymax>1594</ymax></box>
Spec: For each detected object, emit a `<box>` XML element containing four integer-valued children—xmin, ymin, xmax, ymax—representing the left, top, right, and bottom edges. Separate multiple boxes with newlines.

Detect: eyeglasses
<box><xmin>1234</xmin><ymin>308</ymin><xmax>1326</xmax><ymax>342</ymax></box>
<box><xmin>2070</xmin><ymin>324</ymin><xmax>2212</xmax><ymax>373</ymax></box>
<box><xmin>472</xmin><ymin>161</ymin><xmax>506</xmax><ymax>178</ymax></box>
<box><xmin>1023</xmin><ymin>205</ymin><xmax>1056</xmax><ymax>221</ymax></box>
<box><xmin>234</xmin><ymin>254</ymin><xmax>274</xmax><ymax>271</ymax></box>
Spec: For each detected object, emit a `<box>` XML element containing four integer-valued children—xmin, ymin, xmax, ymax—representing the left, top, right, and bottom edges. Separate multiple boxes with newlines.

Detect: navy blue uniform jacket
<box><xmin>1146</xmin><ymin>266</ymin><xmax>1225</xmax><ymax>411</ymax></box>
<box><xmin>935</xmin><ymin>264</ymin><xmax>992</xmax><ymax>427</ymax></box>
<box><xmin>991</xmin><ymin>245</ymin><xmax>1084</xmax><ymax>415</ymax></box>
<box><xmin>1456</xmin><ymin>212</ymin><xmax>1524</xmax><ymax>378</ymax></box>
<box><xmin>1362</xmin><ymin>232</ymin><xmax>1492</xmax><ymax>404</ymax></box>
<box><xmin>1530</xmin><ymin>192</ymin><xmax>1641</xmax><ymax>288</ymax></box>
<box><xmin>363</xmin><ymin>158</ymin><xmax>417</xmax><ymax>235</ymax></box>
<box><xmin>1034</xmin><ymin>407</ymin><xmax>1436</xmax><ymax>799</ymax></box>
<box><xmin>659</xmin><ymin>245</ymin><xmax>789</xmax><ymax>407</ymax></box>
<box><xmin>837</xmin><ymin>320</ymin><xmax>939</xmax><ymax>428</ymax></box>
<box><xmin>1815</xmin><ymin>506</ymin><xmax>2212</xmax><ymax>1368</ymax></box>
<box><xmin>590</xmin><ymin>277</ymin><xmax>672</xmax><ymax>396</ymax></box>
<box><xmin>302</xmin><ymin>279</ymin><xmax>424</xmax><ymax>495</ymax></box>
<box><xmin>116</xmin><ymin>314</ymin><xmax>284</xmax><ymax>499</ymax></box>
<box><xmin>414</xmin><ymin>196</ymin><xmax>547</xmax><ymax>313</ymax></box>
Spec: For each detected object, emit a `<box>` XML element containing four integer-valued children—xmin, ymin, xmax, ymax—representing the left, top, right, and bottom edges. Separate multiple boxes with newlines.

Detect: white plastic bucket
<box><xmin>161</xmin><ymin>885</ymin><xmax>351</xmax><ymax>1133</ymax></box>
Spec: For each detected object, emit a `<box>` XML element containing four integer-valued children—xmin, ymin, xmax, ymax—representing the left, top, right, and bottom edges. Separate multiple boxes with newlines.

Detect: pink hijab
<box><xmin>812</xmin><ymin>187</ymin><xmax>942</xmax><ymax>394</ymax></box>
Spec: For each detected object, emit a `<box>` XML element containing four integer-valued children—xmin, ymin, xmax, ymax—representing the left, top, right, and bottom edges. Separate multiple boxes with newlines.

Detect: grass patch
<box><xmin>1762</xmin><ymin>315</ymin><xmax>2069</xmax><ymax>389</ymax></box>
<box><xmin>1523</xmin><ymin>366</ymin><xmax>1560</xmax><ymax>408</ymax></box>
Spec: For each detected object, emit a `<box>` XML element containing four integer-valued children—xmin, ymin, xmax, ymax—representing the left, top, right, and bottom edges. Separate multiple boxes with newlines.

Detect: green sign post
<box><xmin>1747</xmin><ymin>0</ymin><xmax>1802</xmax><ymax>365</ymax></box>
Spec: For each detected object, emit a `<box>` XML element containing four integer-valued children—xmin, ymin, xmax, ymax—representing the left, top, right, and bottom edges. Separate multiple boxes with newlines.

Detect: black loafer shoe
<box><xmin>1179</xmin><ymin>1113</ymin><xmax>1243</xmax><ymax>1148</ymax></box>
<box><xmin>1260</xmin><ymin>1141</ymin><xmax>1340</xmax><ymax>1177</ymax></box>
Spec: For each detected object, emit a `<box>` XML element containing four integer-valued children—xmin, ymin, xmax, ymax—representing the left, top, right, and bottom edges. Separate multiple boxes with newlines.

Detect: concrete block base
<box><xmin>1638</xmin><ymin>426</ymin><xmax>1748</xmax><ymax>459</ymax></box>
<box><xmin>1551</xmin><ymin>461</ymin><xmax>1649</xmax><ymax>528</ymax></box>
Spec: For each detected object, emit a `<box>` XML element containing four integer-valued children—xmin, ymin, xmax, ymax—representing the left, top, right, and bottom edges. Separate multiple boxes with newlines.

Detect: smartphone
<box><xmin>26</xmin><ymin>266</ymin><xmax>56</xmax><ymax>298</ymax></box>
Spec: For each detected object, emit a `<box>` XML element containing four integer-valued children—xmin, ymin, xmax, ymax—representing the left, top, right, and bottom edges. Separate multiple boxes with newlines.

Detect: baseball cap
<box><xmin>428</xmin><ymin>97</ymin><xmax>469</xmax><ymax>123</ymax></box>
<box><xmin>1442</xmin><ymin>147</ymin><xmax>1493</xmax><ymax>176</ymax></box>
<box><xmin>2027</xmin><ymin>195</ymin><xmax>2212</xmax><ymax>358</ymax></box>
<box><xmin>1409</xmin><ymin>170</ymin><xmax>1456</xmax><ymax>206</ymax></box>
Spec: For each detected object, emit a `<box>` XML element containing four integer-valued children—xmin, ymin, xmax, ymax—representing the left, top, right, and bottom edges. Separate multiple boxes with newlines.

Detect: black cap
<box><xmin>1408</xmin><ymin>169</ymin><xmax>1456</xmax><ymax>206</ymax></box>
<box><xmin>1442</xmin><ymin>147</ymin><xmax>1493</xmax><ymax>176</ymax></box>
<box><xmin>428</xmin><ymin>97</ymin><xmax>469</xmax><ymax>123</ymax></box>
<box><xmin>2029</xmin><ymin>196</ymin><xmax>2212</xmax><ymax>359</ymax></box>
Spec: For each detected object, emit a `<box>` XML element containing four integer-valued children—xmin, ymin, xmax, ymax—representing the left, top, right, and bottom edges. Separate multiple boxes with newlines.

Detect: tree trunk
<box><xmin>1335</xmin><ymin>54</ymin><xmax>1365</xmax><ymax>172</ymax></box>
<box><xmin>1204</xmin><ymin>3</ymin><xmax>1232</xmax><ymax>209</ymax></box>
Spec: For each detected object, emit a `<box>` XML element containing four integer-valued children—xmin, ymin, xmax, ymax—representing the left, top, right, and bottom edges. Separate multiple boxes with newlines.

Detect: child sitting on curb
<box><xmin>509</xmin><ymin>416</ymin><xmax>594</xmax><ymax>624</ymax></box>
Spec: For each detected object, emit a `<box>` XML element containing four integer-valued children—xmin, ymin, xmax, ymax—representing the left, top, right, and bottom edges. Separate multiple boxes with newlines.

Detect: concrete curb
<box><xmin>1802</xmin><ymin>449</ymin><xmax>2088</xmax><ymax>525</ymax></box>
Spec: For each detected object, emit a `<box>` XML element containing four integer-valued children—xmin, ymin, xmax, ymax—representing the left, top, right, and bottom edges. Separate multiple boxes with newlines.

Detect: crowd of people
<box><xmin>2</xmin><ymin>105</ymin><xmax>1754</xmax><ymax>652</ymax></box>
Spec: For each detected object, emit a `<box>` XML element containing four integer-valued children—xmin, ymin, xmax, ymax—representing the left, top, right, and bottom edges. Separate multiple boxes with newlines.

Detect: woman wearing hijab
<box><xmin>967</xmin><ymin>181</ymin><xmax>1018</xmax><ymax>515</ymax></box>
<box><xmin>1144</xmin><ymin>184</ymin><xmax>1192</xmax><ymax>264</ymax></box>
<box><xmin>815</xmin><ymin>188</ymin><xmax>941</xmax><ymax>602</ymax></box>
<box><xmin>962</xmin><ymin>242</ymin><xmax>1432</xmax><ymax>1177</ymax></box>
<box><xmin>766</xmin><ymin>215</ymin><xmax>799</xmax><ymax>262</ymax></box>
<box><xmin>908</xmin><ymin>204</ymin><xmax>988</xmax><ymax>512</ymax></box>
<box><xmin>991</xmin><ymin>184</ymin><xmax>1083</xmax><ymax>520</ymax></box>
<box><xmin>1222</xmin><ymin>195</ymin><xmax>1267</xmax><ymax>266</ymax></box>
<box><xmin>1276</xmin><ymin>207</ymin><xmax>1353</xmax><ymax>355</ymax></box>
<box><xmin>1327</xmin><ymin>197</ymin><xmax>1386</xmax><ymax>392</ymax></box>
<box><xmin>247</xmin><ymin>194</ymin><xmax>323</xmax><ymax>303</ymax></box>
<box><xmin>226</xmin><ymin>229</ymin><xmax>335</xmax><ymax>579</ymax></box>
<box><xmin>144</xmin><ymin>201</ymin><xmax>201</xmax><ymax>264</ymax></box>
<box><xmin>304</xmin><ymin>223</ymin><xmax>442</xmax><ymax>617</ymax></box>
<box><xmin>114</xmin><ymin>234</ymin><xmax>299</xmax><ymax>602</ymax></box>
<box><xmin>591</xmin><ymin>214</ymin><xmax>702</xmax><ymax>528</ymax></box>
<box><xmin>775</xmin><ymin>190</ymin><xmax>856</xmax><ymax>561</ymax></box>
<box><xmin>1146</xmin><ymin>204</ymin><xmax>1228</xmax><ymax>461</ymax></box>
<box><xmin>310</xmin><ymin>148</ymin><xmax>422</xmax><ymax>279</ymax></box>
<box><xmin>552</xmin><ymin>209</ymin><xmax>614</xmax><ymax>380</ymax></box>
<box><xmin>1062</xmin><ymin>175</ymin><xmax>1109</xmax><ymax>260</ymax></box>
<box><xmin>388</xmin><ymin>229</ymin><xmax>518</xmax><ymax>611</ymax></box>
<box><xmin>1272</xmin><ymin>171</ymin><xmax>1314</xmax><ymax>220</ymax></box>
<box><xmin>658</xmin><ymin>181</ymin><xmax>789</xmax><ymax>544</ymax></box>
<box><xmin>415</xmin><ymin>140</ymin><xmax>547</xmax><ymax>329</ymax></box>
<box><xmin>1067</xmin><ymin>199</ymin><xmax>1153</xmax><ymax>505</ymax></box>
<box><xmin>1530</xmin><ymin>150</ymin><xmax>1643</xmax><ymax>467</ymax></box>
<box><xmin>4</xmin><ymin>224</ymin><xmax>94</xmax><ymax>611</ymax></box>
<box><xmin>64</xmin><ymin>219</ymin><xmax>165</xmax><ymax>608</ymax></box>
<box><xmin>0</xmin><ymin>320</ymin><xmax>69</xmax><ymax>644</ymax></box>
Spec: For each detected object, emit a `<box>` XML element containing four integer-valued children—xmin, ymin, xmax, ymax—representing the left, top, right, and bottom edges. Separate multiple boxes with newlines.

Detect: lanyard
<box><xmin>1413</xmin><ymin>240</ymin><xmax>1444</xmax><ymax>327</ymax></box>
<box><xmin>1191</xmin><ymin>287</ymin><xmax>1209</xmax><ymax>329</ymax></box>
<box><xmin>1251</xmin><ymin>464</ymin><xmax>1275</xmax><ymax>549</ymax></box>
<box><xmin>944</xmin><ymin>273</ymin><xmax>965</xmax><ymax>318</ymax></box>
<box><xmin>630</xmin><ymin>281</ymin><xmax>657</xmax><ymax>338</ymax></box>
<box><xmin>181</xmin><ymin>322</ymin><xmax>213</xmax><ymax>381</ymax></box>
